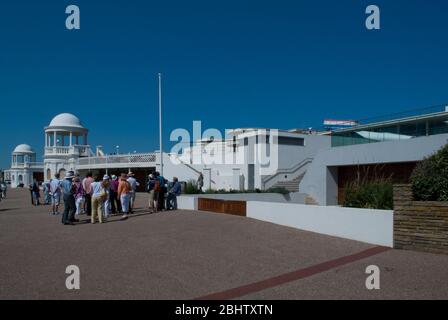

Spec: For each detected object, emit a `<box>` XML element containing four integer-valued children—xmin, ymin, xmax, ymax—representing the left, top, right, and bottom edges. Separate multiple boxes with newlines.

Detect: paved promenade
<box><xmin>0</xmin><ymin>189</ymin><xmax>447</xmax><ymax>299</ymax></box>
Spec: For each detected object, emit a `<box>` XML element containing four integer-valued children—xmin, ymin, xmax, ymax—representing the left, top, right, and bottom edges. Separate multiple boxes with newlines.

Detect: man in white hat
<box><xmin>61</xmin><ymin>171</ymin><xmax>76</xmax><ymax>225</ymax></box>
<box><xmin>127</xmin><ymin>172</ymin><xmax>139</xmax><ymax>214</ymax></box>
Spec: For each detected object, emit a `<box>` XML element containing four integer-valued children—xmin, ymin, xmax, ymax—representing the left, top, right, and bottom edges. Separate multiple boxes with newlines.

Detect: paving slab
<box><xmin>0</xmin><ymin>189</ymin><xmax>447</xmax><ymax>299</ymax></box>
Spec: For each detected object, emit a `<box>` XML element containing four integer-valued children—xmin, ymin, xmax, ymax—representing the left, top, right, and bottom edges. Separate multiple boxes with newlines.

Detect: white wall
<box><xmin>177</xmin><ymin>196</ymin><xmax>198</xmax><ymax>210</ymax></box>
<box><xmin>177</xmin><ymin>192</ymin><xmax>307</xmax><ymax>206</ymax></box>
<box><xmin>247</xmin><ymin>201</ymin><xmax>393</xmax><ymax>247</ymax></box>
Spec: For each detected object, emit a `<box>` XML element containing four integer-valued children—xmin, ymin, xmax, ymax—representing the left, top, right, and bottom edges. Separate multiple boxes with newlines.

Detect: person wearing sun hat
<box><xmin>61</xmin><ymin>171</ymin><xmax>76</xmax><ymax>225</ymax></box>
<box><xmin>127</xmin><ymin>171</ymin><xmax>139</xmax><ymax>214</ymax></box>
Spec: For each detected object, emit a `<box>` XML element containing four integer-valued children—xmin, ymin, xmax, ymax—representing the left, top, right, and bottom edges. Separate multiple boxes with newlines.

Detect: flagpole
<box><xmin>158</xmin><ymin>73</ymin><xmax>163</xmax><ymax>177</ymax></box>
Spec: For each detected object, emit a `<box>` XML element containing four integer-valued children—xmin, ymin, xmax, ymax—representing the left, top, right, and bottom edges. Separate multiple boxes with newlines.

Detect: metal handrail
<box><xmin>262</xmin><ymin>157</ymin><xmax>313</xmax><ymax>187</ymax></box>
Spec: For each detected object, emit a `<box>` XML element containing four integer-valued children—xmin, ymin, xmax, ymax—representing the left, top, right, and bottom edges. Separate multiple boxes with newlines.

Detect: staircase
<box><xmin>270</xmin><ymin>172</ymin><xmax>306</xmax><ymax>193</ymax></box>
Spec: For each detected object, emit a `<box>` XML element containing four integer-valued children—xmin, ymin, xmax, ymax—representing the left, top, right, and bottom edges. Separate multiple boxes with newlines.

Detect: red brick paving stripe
<box><xmin>195</xmin><ymin>246</ymin><xmax>390</xmax><ymax>300</ymax></box>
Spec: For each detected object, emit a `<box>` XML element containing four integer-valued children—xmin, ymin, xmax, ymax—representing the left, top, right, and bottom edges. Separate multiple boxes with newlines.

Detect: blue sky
<box><xmin>1</xmin><ymin>0</ymin><xmax>448</xmax><ymax>168</ymax></box>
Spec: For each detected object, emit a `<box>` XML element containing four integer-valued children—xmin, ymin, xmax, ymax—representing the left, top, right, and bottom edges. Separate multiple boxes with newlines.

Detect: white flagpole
<box><xmin>158</xmin><ymin>73</ymin><xmax>163</xmax><ymax>176</ymax></box>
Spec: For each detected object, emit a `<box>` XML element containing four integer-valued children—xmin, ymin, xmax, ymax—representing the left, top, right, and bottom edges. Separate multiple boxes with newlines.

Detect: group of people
<box><xmin>35</xmin><ymin>171</ymin><xmax>182</xmax><ymax>226</ymax></box>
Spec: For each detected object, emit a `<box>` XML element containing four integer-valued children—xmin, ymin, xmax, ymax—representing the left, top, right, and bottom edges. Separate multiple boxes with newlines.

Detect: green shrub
<box><xmin>410</xmin><ymin>144</ymin><xmax>448</xmax><ymax>201</ymax></box>
<box><xmin>265</xmin><ymin>187</ymin><xmax>290</xmax><ymax>195</ymax></box>
<box><xmin>343</xmin><ymin>178</ymin><xmax>393</xmax><ymax>210</ymax></box>
<box><xmin>183</xmin><ymin>184</ymin><xmax>289</xmax><ymax>195</ymax></box>
<box><xmin>183</xmin><ymin>180</ymin><xmax>201</xmax><ymax>194</ymax></box>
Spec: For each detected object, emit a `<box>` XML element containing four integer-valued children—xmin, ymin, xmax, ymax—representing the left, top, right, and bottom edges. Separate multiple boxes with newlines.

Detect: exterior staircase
<box><xmin>270</xmin><ymin>172</ymin><xmax>306</xmax><ymax>193</ymax></box>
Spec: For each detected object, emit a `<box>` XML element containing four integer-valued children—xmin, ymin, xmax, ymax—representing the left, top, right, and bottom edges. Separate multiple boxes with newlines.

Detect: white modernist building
<box><xmin>3</xmin><ymin>144</ymin><xmax>44</xmax><ymax>188</ymax></box>
<box><xmin>4</xmin><ymin>107</ymin><xmax>448</xmax><ymax>205</ymax></box>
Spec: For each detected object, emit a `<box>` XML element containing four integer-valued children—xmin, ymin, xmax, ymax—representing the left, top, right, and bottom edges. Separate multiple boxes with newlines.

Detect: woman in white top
<box><xmin>90</xmin><ymin>176</ymin><xmax>105</xmax><ymax>224</ymax></box>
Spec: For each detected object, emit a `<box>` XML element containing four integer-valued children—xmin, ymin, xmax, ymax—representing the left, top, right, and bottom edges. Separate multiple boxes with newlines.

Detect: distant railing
<box><xmin>77</xmin><ymin>153</ymin><xmax>157</xmax><ymax>167</ymax></box>
<box><xmin>45</xmin><ymin>145</ymin><xmax>91</xmax><ymax>157</ymax></box>
<box><xmin>11</xmin><ymin>162</ymin><xmax>44</xmax><ymax>169</ymax></box>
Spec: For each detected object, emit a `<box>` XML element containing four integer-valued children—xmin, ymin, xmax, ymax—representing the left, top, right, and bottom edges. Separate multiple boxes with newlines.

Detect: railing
<box><xmin>76</xmin><ymin>153</ymin><xmax>157</xmax><ymax>167</ymax></box>
<box><xmin>11</xmin><ymin>162</ymin><xmax>44</xmax><ymax>169</ymax></box>
<box><xmin>262</xmin><ymin>157</ymin><xmax>313</xmax><ymax>189</ymax></box>
<box><xmin>45</xmin><ymin>145</ymin><xmax>91</xmax><ymax>157</ymax></box>
<box><xmin>168</xmin><ymin>153</ymin><xmax>216</xmax><ymax>185</ymax></box>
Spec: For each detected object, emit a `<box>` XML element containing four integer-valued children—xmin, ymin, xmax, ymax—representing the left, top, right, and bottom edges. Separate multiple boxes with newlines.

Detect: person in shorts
<box><xmin>50</xmin><ymin>173</ymin><xmax>62</xmax><ymax>215</ymax></box>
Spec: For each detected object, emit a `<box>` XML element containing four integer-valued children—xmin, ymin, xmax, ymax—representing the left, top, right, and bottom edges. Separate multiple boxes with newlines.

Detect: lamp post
<box><xmin>158</xmin><ymin>73</ymin><xmax>163</xmax><ymax>176</ymax></box>
<box><xmin>116</xmin><ymin>145</ymin><xmax>120</xmax><ymax>155</ymax></box>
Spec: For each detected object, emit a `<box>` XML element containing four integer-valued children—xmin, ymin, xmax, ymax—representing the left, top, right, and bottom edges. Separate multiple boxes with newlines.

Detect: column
<box><xmin>203</xmin><ymin>168</ymin><xmax>212</xmax><ymax>191</ymax></box>
<box><xmin>69</xmin><ymin>132</ymin><xmax>73</xmax><ymax>146</ymax></box>
<box><xmin>232</xmin><ymin>168</ymin><xmax>241</xmax><ymax>191</ymax></box>
<box><xmin>53</xmin><ymin>131</ymin><xmax>57</xmax><ymax>146</ymax></box>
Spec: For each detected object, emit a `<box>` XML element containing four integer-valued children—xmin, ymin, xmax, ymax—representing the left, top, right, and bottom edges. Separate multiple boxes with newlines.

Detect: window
<box><xmin>277</xmin><ymin>136</ymin><xmax>304</xmax><ymax>146</ymax></box>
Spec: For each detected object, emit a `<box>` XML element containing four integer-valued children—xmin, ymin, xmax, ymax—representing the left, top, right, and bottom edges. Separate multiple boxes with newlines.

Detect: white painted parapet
<box><xmin>247</xmin><ymin>201</ymin><xmax>393</xmax><ymax>247</ymax></box>
<box><xmin>177</xmin><ymin>196</ymin><xmax>198</xmax><ymax>210</ymax></box>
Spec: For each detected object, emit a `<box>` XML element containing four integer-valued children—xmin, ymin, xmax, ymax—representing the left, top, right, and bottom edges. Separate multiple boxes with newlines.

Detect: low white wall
<box><xmin>188</xmin><ymin>192</ymin><xmax>306</xmax><ymax>203</ymax></box>
<box><xmin>247</xmin><ymin>201</ymin><xmax>393</xmax><ymax>247</ymax></box>
<box><xmin>177</xmin><ymin>196</ymin><xmax>198</xmax><ymax>210</ymax></box>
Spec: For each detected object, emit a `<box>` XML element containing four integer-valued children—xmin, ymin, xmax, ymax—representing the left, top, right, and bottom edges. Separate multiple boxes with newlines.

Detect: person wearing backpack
<box><xmin>118</xmin><ymin>173</ymin><xmax>132</xmax><ymax>221</ymax></box>
<box><xmin>146</xmin><ymin>174</ymin><xmax>157</xmax><ymax>213</ymax></box>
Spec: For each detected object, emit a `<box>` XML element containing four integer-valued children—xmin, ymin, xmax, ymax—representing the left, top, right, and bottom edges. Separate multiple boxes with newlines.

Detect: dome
<box><xmin>48</xmin><ymin>113</ymin><xmax>84</xmax><ymax>128</ymax></box>
<box><xmin>13</xmin><ymin>144</ymin><xmax>34</xmax><ymax>153</ymax></box>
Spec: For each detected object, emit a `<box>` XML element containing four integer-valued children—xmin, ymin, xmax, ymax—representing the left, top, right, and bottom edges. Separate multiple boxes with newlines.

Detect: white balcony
<box><xmin>45</xmin><ymin>145</ymin><xmax>91</xmax><ymax>157</ymax></box>
<box><xmin>76</xmin><ymin>152</ymin><xmax>157</xmax><ymax>170</ymax></box>
<box><xmin>11</xmin><ymin>162</ymin><xmax>44</xmax><ymax>169</ymax></box>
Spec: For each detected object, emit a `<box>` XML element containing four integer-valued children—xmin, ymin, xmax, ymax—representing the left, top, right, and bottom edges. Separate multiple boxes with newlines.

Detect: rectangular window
<box><xmin>277</xmin><ymin>136</ymin><xmax>304</xmax><ymax>146</ymax></box>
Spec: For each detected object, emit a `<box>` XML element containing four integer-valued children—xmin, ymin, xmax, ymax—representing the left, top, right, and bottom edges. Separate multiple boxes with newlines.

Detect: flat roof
<box><xmin>331</xmin><ymin>110</ymin><xmax>448</xmax><ymax>134</ymax></box>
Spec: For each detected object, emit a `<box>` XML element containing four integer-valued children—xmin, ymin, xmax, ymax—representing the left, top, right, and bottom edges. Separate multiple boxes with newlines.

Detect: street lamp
<box><xmin>116</xmin><ymin>145</ymin><xmax>120</xmax><ymax>155</ymax></box>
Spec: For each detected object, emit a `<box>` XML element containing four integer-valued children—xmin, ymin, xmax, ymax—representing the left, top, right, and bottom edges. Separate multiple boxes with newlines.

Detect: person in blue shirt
<box><xmin>166</xmin><ymin>177</ymin><xmax>181</xmax><ymax>211</ymax></box>
<box><xmin>155</xmin><ymin>171</ymin><xmax>167</xmax><ymax>211</ymax></box>
<box><xmin>61</xmin><ymin>171</ymin><xmax>77</xmax><ymax>225</ymax></box>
